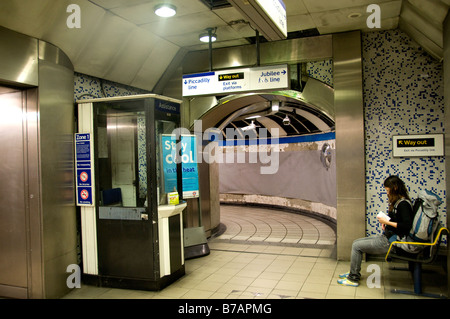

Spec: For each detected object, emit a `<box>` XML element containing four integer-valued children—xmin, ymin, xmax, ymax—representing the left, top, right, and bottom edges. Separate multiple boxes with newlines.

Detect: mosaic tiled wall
<box><xmin>363</xmin><ymin>30</ymin><xmax>446</xmax><ymax>236</ymax></box>
<box><xmin>74</xmin><ymin>72</ymin><xmax>149</xmax><ymax>101</ymax></box>
<box><xmin>306</xmin><ymin>60</ymin><xmax>333</xmax><ymax>87</ymax></box>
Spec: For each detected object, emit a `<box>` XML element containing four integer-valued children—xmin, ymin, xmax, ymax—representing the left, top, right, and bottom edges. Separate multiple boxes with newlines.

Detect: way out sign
<box><xmin>393</xmin><ymin>134</ymin><xmax>444</xmax><ymax>157</ymax></box>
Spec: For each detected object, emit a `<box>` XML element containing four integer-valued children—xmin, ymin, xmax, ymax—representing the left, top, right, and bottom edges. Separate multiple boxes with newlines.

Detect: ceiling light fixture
<box><xmin>245</xmin><ymin>115</ymin><xmax>261</xmax><ymax>120</ymax></box>
<box><xmin>347</xmin><ymin>12</ymin><xmax>362</xmax><ymax>19</ymax></box>
<box><xmin>154</xmin><ymin>4</ymin><xmax>177</xmax><ymax>17</ymax></box>
<box><xmin>199</xmin><ymin>28</ymin><xmax>217</xmax><ymax>43</ymax></box>
<box><xmin>271</xmin><ymin>100</ymin><xmax>279</xmax><ymax>112</ymax></box>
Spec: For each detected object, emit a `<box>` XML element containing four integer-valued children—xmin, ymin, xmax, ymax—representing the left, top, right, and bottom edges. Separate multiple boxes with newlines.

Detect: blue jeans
<box><xmin>348</xmin><ymin>235</ymin><xmax>390</xmax><ymax>283</ymax></box>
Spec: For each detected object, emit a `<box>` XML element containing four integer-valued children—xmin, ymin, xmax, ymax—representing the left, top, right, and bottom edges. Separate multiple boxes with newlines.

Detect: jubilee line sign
<box><xmin>182</xmin><ymin>64</ymin><xmax>289</xmax><ymax>97</ymax></box>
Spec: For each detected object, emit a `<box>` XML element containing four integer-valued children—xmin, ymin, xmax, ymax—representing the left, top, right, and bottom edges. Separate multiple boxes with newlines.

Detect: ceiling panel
<box><xmin>301</xmin><ymin>0</ymin><xmax>394</xmax><ymax>13</ymax></box>
<box><xmin>283</xmin><ymin>0</ymin><xmax>309</xmax><ymax>15</ymax></box>
<box><xmin>407</xmin><ymin>0</ymin><xmax>449</xmax><ymax>28</ymax></box>
<box><xmin>287</xmin><ymin>14</ymin><xmax>316</xmax><ymax>32</ymax></box>
<box><xmin>141</xmin><ymin>11</ymin><xmax>226</xmax><ymax>38</ymax></box>
<box><xmin>73</xmin><ymin>13</ymin><xmax>137</xmax><ymax>78</ymax></box>
<box><xmin>310</xmin><ymin>1</ymin><xmax>401</xmax><ymax>31</ymax></box>
<box><xmin>131</xmin><ymin>39</ymin><xmax>179</xmax><ymax>89</ymax></box>
<box><xmin>89</xmin><ymin>0</ymin><xmax>154</xmax><ymax>9</ymax></box>
<box><xmin>109</xmin><ymin>0</ymin><xmax>209</xmax><ymax>25</ymax></box>
<box><xmin>401</xmin><ymin>1</ymin><xmax>443</xmax><ymax>47</ymax></box>
<box><xmin>102</xmin><ymin>28</ymin><xmax>161</xmax><ymax>84</ymax></box>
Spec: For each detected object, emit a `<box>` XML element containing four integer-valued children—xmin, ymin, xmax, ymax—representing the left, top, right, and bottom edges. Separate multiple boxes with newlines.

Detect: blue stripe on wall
<box><xmin>215</xmin><ymin>132</ymin><xmax>335</xmax><ymax>146</ymax></box>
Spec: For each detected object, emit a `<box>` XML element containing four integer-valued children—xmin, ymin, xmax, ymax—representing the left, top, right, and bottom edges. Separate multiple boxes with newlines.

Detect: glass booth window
<box><xmin>96</xmin><ymin>103</ymin><xmax>147</xmax><ymax>208</ymax></box>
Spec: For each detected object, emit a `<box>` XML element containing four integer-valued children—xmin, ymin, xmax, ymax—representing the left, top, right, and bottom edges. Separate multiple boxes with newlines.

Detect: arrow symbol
<box><xmin>281</xmin><ymin>70</ymin><xmax>286</xmax><ymax>75</ymax></box>
<box><xmin>184</xmin><ymin>80</ymin><xmax>187</xmax><ymax>84</ymax></box>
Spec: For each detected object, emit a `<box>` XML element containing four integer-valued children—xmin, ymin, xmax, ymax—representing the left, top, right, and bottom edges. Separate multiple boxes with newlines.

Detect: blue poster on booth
<box><xmin>180</xmin><ymin>135</ymin><xmax>200</xmax><ymax>198</ymax></box>
<box><xmin>161</xmin><ymin>134</ymin><xmax>200</xmax><ymax>198</ymax></box>
<box><xmin>161</xmin><ymin>135</ymin><xmax>178</xmax><ymax>194</ymax></box>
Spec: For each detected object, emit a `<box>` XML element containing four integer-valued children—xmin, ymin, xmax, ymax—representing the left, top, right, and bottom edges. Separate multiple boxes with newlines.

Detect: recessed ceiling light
<box><xmin>199</xmin><ymin>33</ymin><xmax>217</xmax><ymax>43</ymax></box>
<box><xmin>154</xmin><ymin>4</ymin><xmax>177</xmax><ymax>17</ymax></box>
<box><xmin>245</xmin><ymin>115</ymin><xmax>261</xmax><ymax>120</ymax></box>
<box><xmin>271</xmin><ymin>100</ymin><xmax>279</xmax><ymax>112</ymax></box>
<box><xmin>347</xmin><ymin>12</ymin><xmax>362</xmax><ymax>19</ymax></box>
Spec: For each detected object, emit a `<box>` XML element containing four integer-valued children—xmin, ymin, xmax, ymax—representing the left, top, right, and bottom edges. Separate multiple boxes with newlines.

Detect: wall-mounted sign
<box><xmin>393</xmin><ymin>134</ymin><xmax>444</xmax><ymax>157</ymax></box>
<box><xmin>75</xmin><ymin>133</ymin><xmax>94</xmax><ymax>206</ymax></box>
<box><xmin>155</xmin><ymin>99</ymin><xmax>180</xmax><ymax>114</ymax></box>
<box><xmin>182</xmin><ymin>64</ymin><xmax>289</xmax><ymax>97</ymax></box>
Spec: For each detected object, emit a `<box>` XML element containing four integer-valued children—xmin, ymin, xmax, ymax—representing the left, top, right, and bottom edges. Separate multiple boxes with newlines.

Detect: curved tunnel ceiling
<box><xmin>196</xmin><ymin>77</ymin><xmax>335</xmax><ymax>139</ymax></box>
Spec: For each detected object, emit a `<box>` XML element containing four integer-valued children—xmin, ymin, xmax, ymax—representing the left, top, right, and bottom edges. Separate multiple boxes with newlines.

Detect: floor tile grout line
<box><xmin>209</xmin><ymin>248</ymin><xmax>332</xmax><ymax>259</ymax></box>
<box><xmin>210</xmin><ymin>238</ymin><xmax>336</xmax><ymax>250</ymax></box>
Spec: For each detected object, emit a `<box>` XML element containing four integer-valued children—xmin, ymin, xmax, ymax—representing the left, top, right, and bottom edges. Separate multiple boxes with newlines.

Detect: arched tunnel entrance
<box><xmin>180</xmin><ymin>32</ymin><xmax>365</xmax><ymax>261</ymax></box>
<box><xmin>183</xmin><ymin>85</ymin><xmax>337</xmax><ymax>255</ymax></box>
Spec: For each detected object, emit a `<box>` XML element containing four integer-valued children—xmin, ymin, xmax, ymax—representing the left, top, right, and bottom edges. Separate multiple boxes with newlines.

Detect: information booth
<box><xmin>76</xmin><ymin>95</ymin><xmax>186</xmax><ymax>290</ymax></box>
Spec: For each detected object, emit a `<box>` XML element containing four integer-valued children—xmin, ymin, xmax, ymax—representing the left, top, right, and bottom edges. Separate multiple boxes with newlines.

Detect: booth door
<box><xmin>95</xmin><ymin>102</ymin><xmax>154</xmax><ymax>279</ymax></box>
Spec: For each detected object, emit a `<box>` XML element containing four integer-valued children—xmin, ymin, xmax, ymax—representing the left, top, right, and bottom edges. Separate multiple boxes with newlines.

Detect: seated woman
<box><xmin>338</xmin><ymin>175</ymin><xmax>414</xmax><ymax>287</ymax></box>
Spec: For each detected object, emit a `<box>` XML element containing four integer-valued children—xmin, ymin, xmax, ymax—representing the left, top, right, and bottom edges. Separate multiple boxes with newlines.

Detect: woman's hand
<box><xmin>377</xmin><ymin>215</ymin><xmax>389</xmax><ymax>225</ymax></box>
<box><xmin>377</xmin><ymin>216</ymin><xmax>397</xmax><ymax>229</ymax></box>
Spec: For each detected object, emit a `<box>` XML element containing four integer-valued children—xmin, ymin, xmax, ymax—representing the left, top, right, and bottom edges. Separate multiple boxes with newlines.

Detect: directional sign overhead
<box><xmin>228</xmin><ymin>0</ymin><xmax>287</xmax><ymax>41</ymax></box>
<box><xmin>182</xmin><ymin>64</ymin><xmax>289</xmax><ymax>97</ymax></box>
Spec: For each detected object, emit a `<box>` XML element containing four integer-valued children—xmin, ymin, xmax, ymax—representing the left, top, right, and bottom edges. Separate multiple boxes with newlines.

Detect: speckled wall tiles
<box><xmin>74</xmin><ymin>72</ymin><xmax>149</xmax><ymax>101</ymax></box>
<box><xmin>363</xmin><ymin>30</ymin><xmax>446</xmax><ymax>237</ymax></box>
<box><xmin>306</xmin><ymin>60</ymin><xmax>333</xmax><ymax>87</ymax></box>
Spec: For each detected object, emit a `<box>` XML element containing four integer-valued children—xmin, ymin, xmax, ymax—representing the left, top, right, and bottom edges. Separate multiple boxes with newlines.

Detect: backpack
<box><xmin>394</xmin><ymin>190</ymin><xmax>442</xmax><ymax>254</ymax></box>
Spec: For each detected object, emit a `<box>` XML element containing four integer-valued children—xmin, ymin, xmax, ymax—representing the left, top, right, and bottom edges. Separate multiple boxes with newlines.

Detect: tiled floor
<box><xmin>63</xmin><ymin>205</ymin><xmax>448</xmax><ymax>299</ymax></box>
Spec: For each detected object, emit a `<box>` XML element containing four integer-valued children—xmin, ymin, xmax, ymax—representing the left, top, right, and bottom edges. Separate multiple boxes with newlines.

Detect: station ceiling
<box><xmin>0</xmin><ymin>0</ymin><xmax>448</xmax><ymax>94</ymax></box>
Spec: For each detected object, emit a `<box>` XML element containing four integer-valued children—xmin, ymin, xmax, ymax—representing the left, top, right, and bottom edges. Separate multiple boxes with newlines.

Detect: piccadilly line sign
<box><xmin>182</xmin><ymin>64</ymin><xmax>289</xmax><ymax>97</ymax></box>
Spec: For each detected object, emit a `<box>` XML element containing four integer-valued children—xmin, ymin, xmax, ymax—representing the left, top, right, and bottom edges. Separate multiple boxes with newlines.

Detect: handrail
<box><xmin>385</xmin><ymin>227</ymin><xmax>449</xmax><ymax>262</ymax></box>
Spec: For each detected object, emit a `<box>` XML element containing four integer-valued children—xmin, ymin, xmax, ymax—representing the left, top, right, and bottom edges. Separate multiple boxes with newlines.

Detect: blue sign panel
<box><xmin>77</xmin><ymin>168</ymin><xmax>92</xmax><ymax>187</ymax></box>
<box><xmin>180</xmin><ymin>135</ymin><xmax>199</xmax><ymax>198</ymax></box>
<box><xmin>161</xmin><ymin>134</ymin><xmax>200</xmax><ymax>198</ymax></box>
<box><xmin>75</xmin><ymin>133</ymin><xmax>91</xmax><ymax>161</ymax></box>
<box><xmin>155</xmin><ymin>99</ymin><xmax>180</xmax><ymax>114</ymax></box>
<box><xmin>75</xmin><ymin>133</ymin><xmax>93</xmax><ymax>206</ymax></box>
<box><xmin>161</xmin><ymin>135</ymin><xmax>178</xmax><ymax>194</ymax></box>
<box><xmin>77</xmin><ymin>187</ymin><xmax>92</xmax><ymax>205</ymax></box>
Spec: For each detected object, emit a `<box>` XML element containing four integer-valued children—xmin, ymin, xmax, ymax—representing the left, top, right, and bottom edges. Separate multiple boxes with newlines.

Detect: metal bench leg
<box><xmin>411</xmin><ymin>262</ymin><xmax>422</xmax><ymax>294</ymax></box>
<box><xmin>391</xmin><ymin>261</ymin><xmax>446</xmax><ymax>298</ymax></box>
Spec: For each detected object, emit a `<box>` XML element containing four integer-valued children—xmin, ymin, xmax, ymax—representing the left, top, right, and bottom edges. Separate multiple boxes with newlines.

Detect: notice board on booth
<box><xmin>75</xmin><ymin>133</ymin><xmax>94</xmax><ymax>206</ymax></box>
